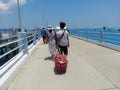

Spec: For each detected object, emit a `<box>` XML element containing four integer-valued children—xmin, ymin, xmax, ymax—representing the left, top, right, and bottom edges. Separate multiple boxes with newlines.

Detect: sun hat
<box><xmin>48</xmin><ymin>25</ymin><xmax>55</xmax><ymax>30</ymax></box>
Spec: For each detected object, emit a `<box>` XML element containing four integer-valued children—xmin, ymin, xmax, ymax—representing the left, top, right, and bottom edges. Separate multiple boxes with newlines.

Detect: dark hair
<box><xmin>42</xmin><ymin>27</ymin><xmax>45</xmax><ymax>29</ymax></box>
<box><xmin>49</xmin><ymin>30</ymin><xmax>52</xmax><ymax>33</ymax></box>
<box><xmin>60</xmin><ymin>22</ymin><xmax>66</xmax><ymax>29</ymax></box>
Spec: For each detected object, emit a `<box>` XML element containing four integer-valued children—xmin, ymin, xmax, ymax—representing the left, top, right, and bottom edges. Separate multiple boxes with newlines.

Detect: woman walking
<box><xmin>46</xmin><ymin>26</ymin><xmax>58</xmax><ymax>58</ymax></box>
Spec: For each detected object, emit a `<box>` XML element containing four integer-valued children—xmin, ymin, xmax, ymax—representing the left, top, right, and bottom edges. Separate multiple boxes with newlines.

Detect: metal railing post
<box><xmin>38</xmin><ymin>30</ymin><xmax>41</xmax><ymax>40</ymax></box>
<box><xmin>86</xmin><ymin>29</ymin><xmax>89</xmax><ymax>39</ymax></box>
<box><xmin>18</xmin><ymin>32</ymin><xmax>28</xmax><ymax>54</ymax></box>
<box><xmin>33</xmin><ymin>31</ymin><xmax>36</xmax><ymax>45</ymax></box>
<box><xmin>100</xmin><ymin>29</ymin><xmax>104</xmax><ymax>43</ymax></box>
<box><xmin>18</xmin><ymin>33</ymin><xmax>22</xmax><ymax>52</ymax></box>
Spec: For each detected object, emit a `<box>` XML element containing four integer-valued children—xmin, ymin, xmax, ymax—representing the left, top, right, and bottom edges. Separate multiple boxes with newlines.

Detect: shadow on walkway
<box><xmin>44</xmin><ymin>56</ymin><xmax>52</xmax><ymax>61</ymax></box>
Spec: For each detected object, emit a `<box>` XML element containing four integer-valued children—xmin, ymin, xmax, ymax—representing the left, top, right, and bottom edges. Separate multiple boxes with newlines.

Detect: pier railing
<box><xmin>71</xmin><ymin>29</ymin><xmax>120</xmax><ymax>51</ymax></box>
<box><xmin>0</xmin><ymin>30</ymin><xmax>41</xmax><ymax>68</ymax></box>
<box><xmin>0</xmin><ymin>29</ymin><xmax>41</xmax><ymax>90</ymax></box>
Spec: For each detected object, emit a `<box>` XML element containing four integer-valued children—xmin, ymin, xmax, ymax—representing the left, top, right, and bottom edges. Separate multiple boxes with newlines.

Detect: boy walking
<box><xmin>57</xmin><ymin>22</ymin><xmax>70</xmax><ymax>56</ymax></box>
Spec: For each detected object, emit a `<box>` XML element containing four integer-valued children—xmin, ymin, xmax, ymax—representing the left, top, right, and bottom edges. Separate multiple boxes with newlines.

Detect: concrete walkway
<box><xmin>8</xmin><ymin>37</ymin><xmax>120</xmax><ymax>90</ymax></box>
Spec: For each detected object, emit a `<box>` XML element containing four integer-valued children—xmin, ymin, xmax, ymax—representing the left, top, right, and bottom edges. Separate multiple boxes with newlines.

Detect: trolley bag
<box><xmin>53</xmin><ymin>54</ymin><xmax>68</xmax><ymax>73</ymax></box>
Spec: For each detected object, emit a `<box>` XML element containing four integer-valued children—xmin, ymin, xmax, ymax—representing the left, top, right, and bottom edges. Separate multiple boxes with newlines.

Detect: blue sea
<box><xmin>69</xmin><ymin>28</ymin><xmax>120</xmax><ymax>46</ymax></box>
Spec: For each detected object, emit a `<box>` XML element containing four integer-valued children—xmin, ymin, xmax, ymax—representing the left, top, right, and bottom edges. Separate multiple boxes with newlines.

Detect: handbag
<box><xmin>45</xmin><ymin>33</ymin><xmax>49</xmax><ymax>44</ymax></box>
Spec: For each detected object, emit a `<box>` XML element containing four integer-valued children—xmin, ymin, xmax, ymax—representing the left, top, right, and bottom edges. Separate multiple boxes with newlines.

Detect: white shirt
<box><xmin>57</xmin><ymin>29</ymin><xmax>68</xmax><ymax>46</ymax></box>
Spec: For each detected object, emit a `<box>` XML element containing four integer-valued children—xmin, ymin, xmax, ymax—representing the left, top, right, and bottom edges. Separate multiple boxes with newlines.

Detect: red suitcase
<box><xmin>53</xmin><ymin>54</ymin><xmax>68</xmax><ymax>73</ymax></box>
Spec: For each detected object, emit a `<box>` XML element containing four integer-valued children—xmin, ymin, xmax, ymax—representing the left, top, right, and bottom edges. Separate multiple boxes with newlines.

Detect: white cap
<box><xmin>42</xmin><ymin>26</ymin><xmax>45</xmax><ymax>29</ymax></box>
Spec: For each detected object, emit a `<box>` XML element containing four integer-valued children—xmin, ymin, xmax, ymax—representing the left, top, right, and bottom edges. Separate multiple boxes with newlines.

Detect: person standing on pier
<box><xmin>41</xmin><ymin>27</ymin><xmax>47</xmax><ymax>44</ymax></box>
<box><xmin>57</xmin><ymin>22</ymin><xmax>70</xmax><ymax>57</ymax></box>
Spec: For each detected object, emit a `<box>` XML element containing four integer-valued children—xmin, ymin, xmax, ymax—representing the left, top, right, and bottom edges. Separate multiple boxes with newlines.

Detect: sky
<box><xmin>0</xmin><ymin>0</ymin><xmax>120</xmax><ymax>29</ymax></box>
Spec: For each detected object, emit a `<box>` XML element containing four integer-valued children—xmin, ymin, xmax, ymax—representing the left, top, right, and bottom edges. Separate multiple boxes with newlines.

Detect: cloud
<box><xmin>0</xmin><ymin>1</ymin><xmax>9</xmax><ymax>11</ymax></box>
<box><xmin>0</xmin><ymin>0</ymin><xmax>27</xmax><ymax>14</ymax></box>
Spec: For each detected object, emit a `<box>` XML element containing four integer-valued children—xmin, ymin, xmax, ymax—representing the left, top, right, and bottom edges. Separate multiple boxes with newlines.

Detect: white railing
<box><xmin>0</xmin><ymin>30</ymin><xmax>41</xmax><ymax>90</ymax></box>
<box><xmin>0</xmin><ymin>30</ymin><xmax>41</xmax><ymax>67</ymax></box>
<box><xmin>70</xmin><ymin>29</ymin><xmax>120</xmax><ymax>51</ymax></box>
<box><xmin>0</xmin><ymin>39</ymin><xmax>24</xmax><ymax>60</ymax></box>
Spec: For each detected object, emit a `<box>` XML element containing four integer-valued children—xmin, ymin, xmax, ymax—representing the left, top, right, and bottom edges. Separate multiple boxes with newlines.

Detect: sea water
<box><xmin>69</xmin><ymin>28</ymin><xmax>120</xmax><ymax>46</ymax></box>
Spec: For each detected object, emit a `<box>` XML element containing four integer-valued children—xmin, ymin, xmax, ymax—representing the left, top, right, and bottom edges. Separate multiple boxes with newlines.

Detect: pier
<box><xmin>6</xmin><ymin>36</ymin><xmax>120</xmax><ymax>90</ymax></box>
